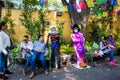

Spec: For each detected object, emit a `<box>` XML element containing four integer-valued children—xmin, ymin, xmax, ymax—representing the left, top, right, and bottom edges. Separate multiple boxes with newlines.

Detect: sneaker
<box><xmin>4</xmin><ymin>70</ymin><xmax>13</xmax><ymax>75</ymax></box>
<box><xmin>109</xmin><ymin>61</ymin><xmax>117</xmax><ymax>66</ymax></box>
<box><xmin>0</xmin><ymin>74</ymin><xmax>9</xmax><ymax>79</ymax></box>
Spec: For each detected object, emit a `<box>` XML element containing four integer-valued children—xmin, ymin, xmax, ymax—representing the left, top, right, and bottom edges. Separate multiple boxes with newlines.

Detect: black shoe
<box><xmin>4</xmin><ymin>70</ymin><xmax>13</xmax><ymax>75</ymax></box>
<box><xmin>0</xmin><ymin>74</ymin><xmax>9</xmax><ymax>79</ymax></box>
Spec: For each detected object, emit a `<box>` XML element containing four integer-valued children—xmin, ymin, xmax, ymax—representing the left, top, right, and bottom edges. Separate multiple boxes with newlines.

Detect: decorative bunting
<box><xmin>77</xmin><ymin>8</ymin><xmax>82</xmax><ymax>13</ymax></box>
<box><xmin>96</xmin><ymin>12</ymin><xmax>102</xmax><ymax>16</ymax></box>
<box><xmin>79</xmin><ymin>1</ymin><xmax>86</xmax><ymax>9</ymax></box>
<box><xmin>86</xmin><ymin>0</ymin><xmax>94</xmax><ymax>7</ymax></box>
<box><xmin>109</xmin><ymin>10</ymin><xmax>115</xmax><ymax>15</ymax></box>
<box><xmin>66</xmin><ymin>0</ymin><xmax>69</xmax><ymax>3</ymax></box>
<box><xmin>109</xmin><ymin>0</ymin><xmax>118</xmax><ymax>6</ymax></box>
<box><xmin>96</xmin><ymin>0</ymin><xmax>107</xmax><ymax>5</ymax></box>
<box><xmin>39</xmin><ymin>0</ymin><xmax>44</xmax><ymax>7</ymax></box>
<box><xmin>68</xmin><ymin>4</ymin><xmax>73</xmax><ymax>12</ymax></box>
<box><xmin>102</xmin><ymin>12</ymin><xmax>108</xmax><ymax>17</ymax></box>
<box><xmin>73</xmin><ymin>3</ymin><xmax>78</xmax><ymax>10</ymax></box>
<box><xmin>43</xmin><ymin>0</ymin><xmax>48</xmax><ymax>5</ymax></box>
<box><xmin>64</xmin><ymin>6</ymin><xmax>67</xmax><ymax>12</ymax></box>
<box><xmin>101</xmin><ymin>2</ymin><xmax>109</xmax><ymax>6</ymax></box>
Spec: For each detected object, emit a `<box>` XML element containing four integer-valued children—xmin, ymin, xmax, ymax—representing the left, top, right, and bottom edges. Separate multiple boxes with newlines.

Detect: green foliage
<box><xmin>115</xmin><ymin>34</ymin><xmax>120</xmax><ymax>47</ymax></box>
<box><xmin>88</xmin><ymin>17</ymin><xmax>110</xmax><ymax>43</ymax></box>
<box><xmin>60</xmin><ymin>44</ymin><xmax>74</xmax><ymax>54</ymax></box>
<box><xmin>56</xmin><ymin>20</ymin><xmax>66</xmax><ymax>45</ymax></box>
<box><xmin>22</xmin><ymin>0</ymin><xmax>38</xmax><ymax>10</ymax></box>
<box><xmin>85</xmin><ymin>41</ymin><xmax>92</xmax><ymax>51</ymax></box>
<box><xmin>85</xmin><ymin>41</ymin><xmax>95</xmax><ymax>62</ymax></box>
<box><xmin>31</xmin><ymin>20</ymin><xmax>41</xmax><ymax>41</ymax></box>
<box><xmin>20</xmin><ymin>0</ymin><xmax>48</xmax><ymax>41</ymax></box>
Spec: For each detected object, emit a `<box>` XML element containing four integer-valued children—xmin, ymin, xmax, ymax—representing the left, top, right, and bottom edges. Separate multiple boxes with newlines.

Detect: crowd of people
<box><xmin>0</xmin><ymin>22</ymin><xmax>117</xmax><ymax>79</ymax></box>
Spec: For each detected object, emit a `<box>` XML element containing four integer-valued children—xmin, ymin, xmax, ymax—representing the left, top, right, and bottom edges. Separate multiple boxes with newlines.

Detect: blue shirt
<box><xmin>33</xmin><ymin>41</ymin><xmax>48</xmax><ymax>54</ymax></box>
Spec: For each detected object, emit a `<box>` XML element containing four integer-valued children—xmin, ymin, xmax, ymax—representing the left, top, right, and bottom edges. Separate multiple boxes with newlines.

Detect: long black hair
<box><xmin>0</xmin><ymin>21</ymin><xmax>7</xmax><ymax>31</ymax></box>
<box><xmin>72</xmin><ymin>24</ymin><xmax>80</xmax><ymax>33</ymax></box>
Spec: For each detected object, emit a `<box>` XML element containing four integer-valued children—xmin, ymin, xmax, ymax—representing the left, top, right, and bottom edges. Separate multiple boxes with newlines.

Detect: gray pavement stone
<box><xmin>4</xmin><ymin>56</ymin><xmax>120</xmax><ymax>80</ymax></box>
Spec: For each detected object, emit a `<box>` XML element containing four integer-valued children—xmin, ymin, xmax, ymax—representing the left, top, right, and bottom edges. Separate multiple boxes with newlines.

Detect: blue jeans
<box><xmin>3</xmin><ymin>47</ymin><xmax>10</xmax><ymax>71</ymax></box>
<box><xmin>0</xmin><ymin>52</ymin><xmax>4</xmax><ymax>73</ymax></box>
<box><xmin>3</xmin><ymin>55</ymin><xmax>8</xmax><ymax>70</ymax></box>
<box><xmin>24</xmin><ymin>51</ymin><xmax>47</xmax><ymax>72</ymax></box>
<box><xmin>22</xmin><ymin>50</ymin><xmax>32</xmax><ymax>58</ymax></box>
<box><xmin>109</xmin><ymin>49</ymin><xmax>114</xmax><ymax>61</ymax></box>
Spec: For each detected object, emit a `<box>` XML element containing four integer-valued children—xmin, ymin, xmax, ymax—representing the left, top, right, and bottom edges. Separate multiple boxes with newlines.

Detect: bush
<box><xmin>60</xmin><ymin>44</ymin><xmax>74</xmax><ymax>54</ymax></box>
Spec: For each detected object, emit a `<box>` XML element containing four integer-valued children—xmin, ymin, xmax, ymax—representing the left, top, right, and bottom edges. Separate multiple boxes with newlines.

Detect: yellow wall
<box><xmin>57</xmin><ymin>12</ymin><xmax>71</xmax><ymax>43</ymax></box>
<box><xmin>1</xmin><ymin>8</ymin><xmax>71</xmax><ymax>44</ymax></box>
<box><xmin>2</xmin><ymin>6</ymin><xmax>120</xmax><ymax>44</ymax></box>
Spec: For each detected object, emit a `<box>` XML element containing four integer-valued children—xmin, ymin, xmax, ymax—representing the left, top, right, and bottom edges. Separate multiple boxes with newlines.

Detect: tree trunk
<box><xmin>61</xmin><ymin>0</ymin><xmax>89</xmax><ymax>35</ymax></box>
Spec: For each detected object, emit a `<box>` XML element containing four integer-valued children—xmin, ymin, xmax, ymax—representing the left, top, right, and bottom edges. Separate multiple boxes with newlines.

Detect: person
<box><xmin>21</xmin><ymin>35</ymin><xmax>33</xmax><ymax>78</ymax></box>
<box><xmin>1</xmin><ymin>22</ymin><xmax>14</xmax><ymax>74</ymax></box>
<box><xmin>99</xmin><ymin>36</ymin><xmax>116</xmax><ymax>65</ymax></box>
<box><xmin>71</xmin><ymin>24</ymin><xmax>86</xmax><ymax>67</ymax></box>
<box><xmin>23</xmin><ymin>35</ymin><xmax>48</xmax><ymax>79</ymax></box>
<box><xmin>0</xmin><ymin>22</ymin><xmax>10</xmax><ymax>79</ymax></box>
<box><xmin>20</xmin><ymin>35</ymin><xmax>33</xmax><ymax>58</ymax></box>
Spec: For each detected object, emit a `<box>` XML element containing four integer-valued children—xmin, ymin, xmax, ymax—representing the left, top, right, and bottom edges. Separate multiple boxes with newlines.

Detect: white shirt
<box><xmin>0</xmin><ymin>31</ymin><xmax>11</xmax><ymax>54</ymax></box>
<box><xmin>20</xmin><ymin>41</ymin><xmax>33</xmax><ymax>50</ymax></box>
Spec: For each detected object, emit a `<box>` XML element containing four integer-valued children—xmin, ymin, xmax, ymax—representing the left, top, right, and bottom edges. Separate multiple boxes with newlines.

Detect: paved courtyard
<box><xmin>2</xmin><ymin>56</ymin><xmax>120</xmax><ymax>80</ymax></box>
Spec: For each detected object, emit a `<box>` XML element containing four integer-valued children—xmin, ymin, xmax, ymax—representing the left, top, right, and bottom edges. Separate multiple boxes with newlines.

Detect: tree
<box><xmin>61</xmin><ymin>0</ymin><xmax>89</xmax><ymax>34</ymax></box>
<box><xmin>20</xmin><ymin>0</ymin><xmax>48</xmax><ymax>40</ymax></box>
<box><xmin>20</xmin><ymin>0</ymin><xmax>39</xmax><ymax>40</ymax></box>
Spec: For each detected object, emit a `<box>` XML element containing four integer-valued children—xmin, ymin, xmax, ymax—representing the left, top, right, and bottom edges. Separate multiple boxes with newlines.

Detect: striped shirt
<box><xmin>33</xmin><ymin>41</ymin><xmax>48</xmax><ymax>54</ymax></box>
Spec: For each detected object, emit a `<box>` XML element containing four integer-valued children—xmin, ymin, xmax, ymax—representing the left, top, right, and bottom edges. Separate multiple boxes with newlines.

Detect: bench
<box><xmin>8</xmin><ymin>46</ymin><xmax>52</xmax><ymax>71</ymax></box>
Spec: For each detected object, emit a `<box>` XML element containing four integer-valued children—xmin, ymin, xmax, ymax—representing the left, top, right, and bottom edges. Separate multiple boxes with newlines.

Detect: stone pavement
<box><xmin>2</xmin><ymin>56</ymin><xmax>120</xmax><ymax>80</ymax></box>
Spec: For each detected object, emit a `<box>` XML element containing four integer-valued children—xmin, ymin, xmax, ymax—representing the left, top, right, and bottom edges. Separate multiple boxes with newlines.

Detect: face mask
<box><xmin>74</xmin><ymin>29</ymin><xmax>78</xmax><ymax>33</ymax></box>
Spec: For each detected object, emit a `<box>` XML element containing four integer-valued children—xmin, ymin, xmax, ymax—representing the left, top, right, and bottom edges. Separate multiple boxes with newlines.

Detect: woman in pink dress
<box><xmin>71</xmin><ymin>24</ymin><xmax>86</xmax><ymax>67</ymax></box>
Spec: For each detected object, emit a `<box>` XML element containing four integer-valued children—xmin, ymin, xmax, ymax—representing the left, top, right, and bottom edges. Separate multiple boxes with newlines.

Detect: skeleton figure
<box><xmin>47</xmin><ymin>26</ymin><xmax>61</xmax><ymax>69</ymax></box>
